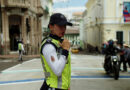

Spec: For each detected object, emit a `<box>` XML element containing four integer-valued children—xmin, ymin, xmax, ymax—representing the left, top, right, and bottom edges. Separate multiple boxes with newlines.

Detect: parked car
<box><xmin>71</xmin><ymin>46</ymin><xmax>79</xmax><ymax>53</ymax></box>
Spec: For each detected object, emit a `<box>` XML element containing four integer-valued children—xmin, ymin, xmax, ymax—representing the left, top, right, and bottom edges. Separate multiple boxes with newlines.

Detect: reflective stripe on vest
<box><xmin>40</xmin><ymin>37</ymin><xmax>71</xmax><ymax>89</ymax></box>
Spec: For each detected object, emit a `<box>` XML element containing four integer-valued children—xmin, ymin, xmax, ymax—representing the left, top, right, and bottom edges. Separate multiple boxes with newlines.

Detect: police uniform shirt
<box><xmin>42</xmin><ymin>44</ymin><xmax>67</xmax><ymax>76</ymax></box>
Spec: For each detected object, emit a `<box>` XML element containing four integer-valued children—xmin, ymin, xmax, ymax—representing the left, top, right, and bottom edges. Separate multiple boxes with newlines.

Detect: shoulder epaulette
<box><xmin>46</xmin><ymin>38</ymin><xmax>52</xmax><ymax>43</ymax></box>
<box><xmin>40</xmin><ymin>38</ymin><xmax>57</xmax><ymax>54</ymax></box>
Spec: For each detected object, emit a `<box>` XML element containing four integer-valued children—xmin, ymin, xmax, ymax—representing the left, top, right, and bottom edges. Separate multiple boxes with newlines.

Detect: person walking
<box><xmin>40</xmin><ymin>13</ymin><xmax>72</xmax><ymax>90</ymax></box>
<box><xmin>119</xmin><ymin>44</ymin><xmax>127</xmax><ymax>72</ymax></box>
<box><xmin>18</xmin><ymin>40</ymin><xmax>25</xmax><ymax>61</ymax></box>
<box><xmin>124</xmin><ymin>44</ymin><xmax>130</xmax><ymax>68</ymax></box>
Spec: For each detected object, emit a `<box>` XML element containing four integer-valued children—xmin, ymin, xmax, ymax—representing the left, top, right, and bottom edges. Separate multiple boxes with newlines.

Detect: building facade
<box><xmin>40</xmin><ymin>0</ymin><xmax>53</xmax><ymax>39</ymax></box>
<box><xmin>65</xmin><ymin>26</ymin><xmax>79</xmax><ymax>47</ymax></box>
<box><xmin>83</xmin><ymin>0</ymin><xmax>130</xmax><ymax>50</ymax></box>
<box><xmin>0</xmin><ymin>0</ymin><xmax>44</xmax><ymax>55</ymax></box>
<box><xmin>65</xmin><ymin>12</ymin><xmax>82</xmax><ymax>47</ymax></box>
<box><xmin>80</xmin><ymin>10</ymin><xmax>87</xmax><ymax>49</ymax></box>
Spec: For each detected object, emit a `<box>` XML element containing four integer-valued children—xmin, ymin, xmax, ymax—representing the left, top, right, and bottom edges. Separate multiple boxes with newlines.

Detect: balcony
<box><xmin>4</xmin><ymin>0</ymin><xmax>30</xmax><ymax>8</ymax></box>
<box><xmin>37</xmin><ymin>6</ymin><xmax>44</xmax><ymax>17</ymax></box>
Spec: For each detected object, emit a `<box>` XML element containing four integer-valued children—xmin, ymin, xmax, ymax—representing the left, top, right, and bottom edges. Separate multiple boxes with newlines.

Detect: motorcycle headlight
<box><xmin>113</xmin><ymin>59</ymin><xmax>117</xmax><ymax>61</ymax></box>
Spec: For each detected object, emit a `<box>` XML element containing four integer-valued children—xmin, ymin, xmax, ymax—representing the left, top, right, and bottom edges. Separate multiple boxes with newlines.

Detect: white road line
<box><xmin>0</xmin><ymin>80</ymin><xmax>43</xmax><ymax>86</ymax></box>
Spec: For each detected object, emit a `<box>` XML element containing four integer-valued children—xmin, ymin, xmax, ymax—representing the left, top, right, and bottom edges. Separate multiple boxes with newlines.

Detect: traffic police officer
<box><xmin>18</xmin><ymin>40</ymin><xmax>24</xmax><ymax>61</ymax></box>
<box><xmin>40</xmin><ymin>13</ymin><xmax>73</xmax><ymax>90</ymax></box>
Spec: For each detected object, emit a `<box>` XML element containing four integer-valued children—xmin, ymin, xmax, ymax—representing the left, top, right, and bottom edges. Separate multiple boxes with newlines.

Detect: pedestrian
<box><xmin>124</xmin><ymin>44</ymin><xmax>130</xmax><ymax>68</ymax></box>
<box><xmin>18</xmin><ymin>40</ymin><xmax>25</xmax><ymax>61</ymax></box>
<box><xmin>40</xmin><ymin>13</ymin><xmax>72</xmax><ymax>90</ymax></box>
<box><xmin>119</xmin><ymin>44</ymin><xmax>127</xmax><ymax>72</ymax></box>
<box><xmin>101</xmin><ymin>42</ymin><xmax>108</xmax><ymax>54</ymax></box>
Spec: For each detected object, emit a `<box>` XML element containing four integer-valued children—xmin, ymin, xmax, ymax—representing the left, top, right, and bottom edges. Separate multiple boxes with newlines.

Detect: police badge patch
<box><xmin>51</xmin><ymin>56</ymin><xmax>55</xmax><ymax>62</ymax></box>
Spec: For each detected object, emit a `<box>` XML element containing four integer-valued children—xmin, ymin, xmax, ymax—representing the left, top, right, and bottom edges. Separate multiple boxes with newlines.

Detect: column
<box><xmin>2</xmin><ymin>9</ymin><xmax>10</xmax><ymax>54</ymax></box>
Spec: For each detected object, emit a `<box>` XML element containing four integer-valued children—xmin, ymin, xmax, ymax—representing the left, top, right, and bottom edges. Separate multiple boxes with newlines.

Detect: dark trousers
<box><xmin>19</xmin><ymin>50</ymin><xmax>23</xmax><ymax>61</ymax></box>
<box><xmin>40</xmin><ymin>81</ymin><xmax>49</xmax><ymax>90</ymax></box>
<box><xmin>40</xmin><ymin>81</ymin><xmax>67</xmax><ymax>90</ymax></box>
<box><xmin>119</xmin><ymin>55</ymin><xmax>127</xmax><ymax>71</ymax></box>
<box><xmin>127</xmin><ymin>59</ymin><xmax>130</xmax><ymax>67</ymax></box>
<box><xmin>104</xmin><ymin>55</ymin><xmax>112</xmax><ymax>72</ymax></box>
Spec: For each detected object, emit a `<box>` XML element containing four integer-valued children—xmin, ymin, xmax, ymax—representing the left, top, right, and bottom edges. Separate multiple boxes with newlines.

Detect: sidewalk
<box><xmin>0</xmin><ymin>54</ymin><xmax>40</xmax><ymax>59</ymax></box>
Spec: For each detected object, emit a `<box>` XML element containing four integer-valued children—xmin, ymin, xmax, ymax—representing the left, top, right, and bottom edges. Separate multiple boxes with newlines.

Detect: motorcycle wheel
<box><xmin>104</xmin><ymin>63</ymin><xmax>110</xmax><ymax>74</ymax></box>
<box><xmin>113</xmin><ymin>64</ymin><xmax>119</xmax><ymax>80</ymax></box>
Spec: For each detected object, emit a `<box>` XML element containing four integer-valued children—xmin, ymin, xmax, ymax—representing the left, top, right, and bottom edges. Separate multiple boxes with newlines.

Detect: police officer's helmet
<box><xmin>108</xmin><ymin>40</ymin><xmax>114</xmax><ymax>46</ymax></box>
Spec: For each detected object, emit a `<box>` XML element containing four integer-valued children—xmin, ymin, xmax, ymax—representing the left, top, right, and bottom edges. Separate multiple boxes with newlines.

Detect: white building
<box><xmin>83</xmin><ymin>0</ymin><xmax>130</xmax><ymax>50</ymax></box>
<box><xmin>40</xmin><ymin>0</ymin><xmax>53</xmax><ymax>38</ymax></box>
<box><xmin>80</xmin><ymin>10</ymin><xmax>87</xmax><ymax>49</ymax></box>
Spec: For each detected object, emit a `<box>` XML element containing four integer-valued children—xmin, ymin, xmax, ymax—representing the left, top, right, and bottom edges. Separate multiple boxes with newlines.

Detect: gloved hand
<box><xmin>59</xmin><ymin>39</ymin><xmax>70</xmax><ymax>51</ymax></box>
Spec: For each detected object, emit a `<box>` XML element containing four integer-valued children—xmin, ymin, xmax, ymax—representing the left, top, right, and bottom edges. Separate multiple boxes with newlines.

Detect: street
<box><xmin>0</xmin><ymin>54</ymin><xmax>130</xmax><ymax>90</ymax></box>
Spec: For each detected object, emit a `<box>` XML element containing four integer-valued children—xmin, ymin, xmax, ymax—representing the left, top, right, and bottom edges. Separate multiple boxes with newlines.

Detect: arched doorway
<box><xmin>9</xmin><ymin>15</ymin><xmax>21</xmax><ymax>51</ymax></box>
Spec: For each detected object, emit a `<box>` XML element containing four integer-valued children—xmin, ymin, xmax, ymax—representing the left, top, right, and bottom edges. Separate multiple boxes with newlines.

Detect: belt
<box><xmin>40</xmin><ymin>80</ymin><xmax>67</xmax><ymax>90</ymax></box>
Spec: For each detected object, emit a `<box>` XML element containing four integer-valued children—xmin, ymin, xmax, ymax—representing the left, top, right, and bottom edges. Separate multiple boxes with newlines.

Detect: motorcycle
<box><xmin>104</xmin><ymin>55</ymin><xmax>120</xmax><ymax>80</ymax></box>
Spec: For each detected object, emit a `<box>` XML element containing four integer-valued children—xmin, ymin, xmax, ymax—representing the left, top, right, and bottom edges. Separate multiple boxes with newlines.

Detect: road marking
<box><xmin>0</xmin><ymin>78</ymin><xmax>44</xmax><ymax>85</ymax></box>
<box><xmin>71</xmin><ymin>76</ymin><xmax>130</xmax><ymax>79</ymax></box>
<box><xmin>72</xmin><ymin>67</ymin><xmax>104</xmax><ymax>70</ymax></box>
<box><xmin>0</xmin><ymin>75</ymin><xmax>130</xmax><ymax>85</ymax></box>
<box><xmin>71</xmin><ymin>55</ymin><xmax>104</xmax><ymax>59</ymax></box>
<box><xmin>1</xmin><ymin>68</ymin><xmax>130</xmax><ymax>74</ymax></box>
<box><xmin>1</xmin><ymin>68</ymin><xmax>104</xmax><ymax>74</ymax></box>
<box><xmin>1</xmin><ymin>69</ymin><xmax>43</xmax><ymax>74</ymax></box>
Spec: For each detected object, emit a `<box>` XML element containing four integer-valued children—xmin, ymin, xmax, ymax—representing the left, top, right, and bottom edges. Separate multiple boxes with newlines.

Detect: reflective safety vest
<box><xmin>18</xmin><ymin>43</ymin><xmax>22</xmax><ymax>50</ymax></box>
<box><xmin>40</xmin><ymin>37</ymin><xmax>71</xmax><ymax>89</ymax></box>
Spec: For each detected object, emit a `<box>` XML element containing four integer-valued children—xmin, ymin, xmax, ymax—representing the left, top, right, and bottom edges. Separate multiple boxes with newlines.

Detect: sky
<box><xmin>53</xmin><ymin>0</ymin><xmax>88</xmax><ymax>19</ymax></box>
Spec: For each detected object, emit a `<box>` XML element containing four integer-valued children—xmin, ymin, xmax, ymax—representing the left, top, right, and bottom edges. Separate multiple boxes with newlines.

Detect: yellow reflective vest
<box><xmin>40</xmin><ymin>37</ymin><xmax>71</xmax><ymax>89</ymax></box>
<box><xmin>18</xmin><ymin>43</ymin><xmax>22</xmax><ymax>50</ymax></box>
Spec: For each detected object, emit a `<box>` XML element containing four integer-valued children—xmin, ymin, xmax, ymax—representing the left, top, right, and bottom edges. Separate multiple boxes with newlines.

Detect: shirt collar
<box><xmin>49</xmin><ymin>34</ymin><xmax>63</xmax><ymax>43</ymax></box>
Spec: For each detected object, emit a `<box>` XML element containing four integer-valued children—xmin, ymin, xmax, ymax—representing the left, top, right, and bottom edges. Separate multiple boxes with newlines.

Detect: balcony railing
<box><xmin>4</xmin><ymin>0</ymin><xmax>30</xmax><ymax>8</ymax></box>
<box><xmin>3</xmin><ymin>0</ymin><xmax>44</xmax><ymax>15</ymax></box>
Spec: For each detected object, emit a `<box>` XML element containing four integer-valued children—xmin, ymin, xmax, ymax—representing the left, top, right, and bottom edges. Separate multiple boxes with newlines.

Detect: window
<box><xmin>116</xmin><ymin>31</ymin><xmax>123</xmax><ymax>44</ymax></box>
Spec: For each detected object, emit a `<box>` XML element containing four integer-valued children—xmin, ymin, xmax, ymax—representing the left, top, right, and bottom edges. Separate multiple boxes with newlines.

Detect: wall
<box><xmin>83</xmin><ymin>0</ymin><xmax>130</xmax><ymax>51</ymax></box>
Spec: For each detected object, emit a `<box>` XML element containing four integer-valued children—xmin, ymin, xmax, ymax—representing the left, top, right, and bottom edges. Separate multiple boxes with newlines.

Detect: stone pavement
<box><xmin>0</xmin><ymin>54</ymin><xmax>40</xmax><ymax>72</ymax></box>
<box><xmin>0</xmin><ymin>54</ymin><xmax>130</xmax><ymax>90</ymax></box>
<box><xmin>0</xmin><ymin>50</ymin><xmax>101</xmax><ymax>72</ymax></box>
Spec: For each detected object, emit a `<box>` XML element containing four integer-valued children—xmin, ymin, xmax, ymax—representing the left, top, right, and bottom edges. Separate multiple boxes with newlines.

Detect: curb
<box><xmin>0</xmin><ymin>55</ymin><xmax>40</xmax><ymax>59</ymax></box>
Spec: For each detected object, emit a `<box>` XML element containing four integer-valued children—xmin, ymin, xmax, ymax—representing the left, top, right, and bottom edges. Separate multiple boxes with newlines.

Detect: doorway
<box><xmin>9</xmin><ymin>15</ymin><xmax>21</xmax><ymax>51</ymax></box>
<box><xmin>9</xmin><ymin>25</ymin><xmax>20</xmax><ymax>51</ymax></box>
<box><xmin>116</xmin><ymin>31</ymin><xmax>123</xmax><ymax>45</ymax></box>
